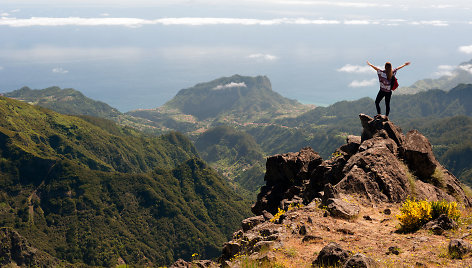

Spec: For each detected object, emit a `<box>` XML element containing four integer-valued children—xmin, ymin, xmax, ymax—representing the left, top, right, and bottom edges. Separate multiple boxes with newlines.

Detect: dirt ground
<box><xmin>256</xmin><ymin>198</ymin><xmax>472</xmax><ymax>268</ymax></box>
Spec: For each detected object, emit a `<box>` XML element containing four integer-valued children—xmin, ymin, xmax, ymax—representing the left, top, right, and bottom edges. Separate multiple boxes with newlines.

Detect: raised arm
<box><xmin>366</xmin><ymin>61</ymin><xmax>380</xmax><ymax>71</ymax></box>
<box><xmin>396</xmin><ymin>61</ymin><xmax>411</xmax><ymax>70</ymax></box>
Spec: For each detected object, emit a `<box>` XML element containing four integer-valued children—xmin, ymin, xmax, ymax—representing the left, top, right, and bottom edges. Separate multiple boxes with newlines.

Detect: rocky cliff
<box><xmin>252</xmin><ymin>114</ymin><xmax>472</xmax><ymax>218</ymax></box>
<box><xmin>200</xmin><ymin>114</ymin><xmax>472</xmax><ymax>267</ymax></box>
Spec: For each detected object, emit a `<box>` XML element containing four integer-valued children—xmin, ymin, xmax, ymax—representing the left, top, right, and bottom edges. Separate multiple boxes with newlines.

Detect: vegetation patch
<box><xmin>396</xmin><ymin>198</ymin><xmax>460</xmax><ymax>232</ymax></box>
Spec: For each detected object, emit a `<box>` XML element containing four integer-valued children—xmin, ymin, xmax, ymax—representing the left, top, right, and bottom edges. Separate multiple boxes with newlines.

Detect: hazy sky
<box><xmin>1</xmin><ymin>0</ymin><xmax>472</xmax><ymax>111</ymax></box>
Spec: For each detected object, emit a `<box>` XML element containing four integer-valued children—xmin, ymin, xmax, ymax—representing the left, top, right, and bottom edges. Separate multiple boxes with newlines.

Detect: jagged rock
<box><xmin>252</xmin><ymin>147</ymin><xmax>323</xmax><ymax>215</ymax></box>
<box><xmin>343</xmin><ymin>253</ymin><xmax>378</xmax><ymax>268</ymax></box>
<box><xmin>302</xmin><ymin>235</ymin><xmax>323</xmax><ymax>243</ymax></box>
<box><xmin>321</xmin><ymin>183</ymin><xmax>339</xmax><ymax>204</ymax></box>
<box><xmin>298</xmin><ymin>224</ymin><xmax>307</xmax><ymax>235</ymax></box>
<box><xmin>242</xmin><ymin>215</ymin><xmax>265</xmax><ymax>232</ymax></box>
<box><xmin>193</xmin><ymin>260</ymin><xmax>215</xmax><ymax>268</ymax></box>
<box><xmin>253</xmin><ymin>241</ymin><xmax>275</xmax><ymax>252</ymax></box>
<box><xmin>448</xmin><ymin>239</ymin><xmax>472</xmax><ymax>259</ymax></box>
<box><xmin>249</xmin><ymin>251</ymin><xmax>277</xmax><ymax>264</ymax></box>
<box><xmin>313</xmin><ymin>242</ymin><xmax>350</xmax><ymax>267</ymax></box>
<box><xmin>386</xmin><ymin>246</ymin><xmax>400</xmax><ymax>255</ymax></box>
<box><xmin>339</xmin><ymin>135</ymin><xmax>361</xmax><ymax>156</ymax></box>
<box><xmin>232</xmin><ymin>230</ymin><xmax>243</xmax><ymax>240</ymax></box>
<box><xmin>359</xmin><ymin>114</ymin><xmax>405</xmax><ymax>148</ymax></box>
<box><xmin>262</xmin><ymin>210</ymin><xmax>274</xmax><ymax>221</ymax></box>
<box><xmin>170</xmin><ymin>258</ymin><xmax>191</xmax><ymax>268</ymax></box>
<box><xmin>403</xmin><ymin>130</ymin><xmax>438</xmax><ymax>179</ymax></box>
<box><xmin>325</xmin><ymin>198</ymin><xmax>360</xmax><ymax>219</ymax></box>
<box><xmin>424</xmin><ymin>214</ymin><xmax>457</xmax><ymax>235</ymax></box>
<box><xmin>337</xmin><ymin>136</ymin><xmax>411</xmax><ymax>203</ymax></box>
<box><xmin>0</xmin><ymin>227</ymin><xmax>60</xmax><ymax>267</ymax></box>
<box><xmin>221</xmin><ymin>242</ymin><xmax>241</xmax><ymax>260</ymax></box>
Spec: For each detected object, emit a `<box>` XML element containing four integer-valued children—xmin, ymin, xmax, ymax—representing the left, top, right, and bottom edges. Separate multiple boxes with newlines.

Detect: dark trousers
<box><xmin>375</xmin><ymin>90</ymin><xmax>392</xmax><ymax>116</ymax></box>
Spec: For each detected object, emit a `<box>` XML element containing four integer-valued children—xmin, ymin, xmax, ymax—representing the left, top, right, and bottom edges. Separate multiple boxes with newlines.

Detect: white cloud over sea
<box><xmin>248</xmin><ymin>53</ymin><xmax>278</xmax><ymax>61</ymax></box>
<box><xmin>459</xmin><ymin>45</ymin><xmax>472</xmax><ymax>54</ymax></box>
<box><xmin>337</xmin><ymin>64</ymin><xmax>372</xmax><ymax>74</ymax></box>
<box><xmin>0</xmin><ymin>16</ymin><xmax>467</xmax><ymax>28</ymax></box>
<box><xmin>349</xmin><ymin>78</ymin><xmax>377</xmax><ymax>87</ymax></box>
<box><xmin>52</xmin><ymin>67</ymin><xmax>69</xmax><ymax>74</ymax></box>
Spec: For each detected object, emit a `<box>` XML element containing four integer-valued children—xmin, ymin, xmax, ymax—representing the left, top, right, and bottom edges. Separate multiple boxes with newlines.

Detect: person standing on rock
<box><xmin>367</xmin><ymin>61</ymin><xmax>410</xmax><ymax>117</ymax></box>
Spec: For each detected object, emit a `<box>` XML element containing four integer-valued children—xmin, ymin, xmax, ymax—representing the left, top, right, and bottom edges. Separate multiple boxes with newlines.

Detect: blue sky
<box><xmin>1</xmin><ymin>0</ymin><xmax>472</xmax><ymax>111</ymax></box>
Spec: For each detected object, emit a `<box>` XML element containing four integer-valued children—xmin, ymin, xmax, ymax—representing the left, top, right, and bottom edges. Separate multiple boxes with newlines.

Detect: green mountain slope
<box><xmin>396</xmin><ymin>59</ymin><xmax>472</xmax><ymax>95</ymax></box>
<box><xmin>0</xmin><ymin>96</ymin><xmax>250</xmax><ymax>266</ymax></box>
<box><xmin>5</xmin><ymin>86</ymin><xmax>121</xmax><ymax>118</ymax></box>
<box><xmin>195</xmin><ymin>126</ymin><xmax>265</xmax><ymax>194</ymax></box>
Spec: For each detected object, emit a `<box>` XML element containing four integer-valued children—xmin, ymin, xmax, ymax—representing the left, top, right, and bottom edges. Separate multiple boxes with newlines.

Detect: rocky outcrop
<box><xmin>254</xmin><ymin>114</ymin><xmax>472</xmax><ymax>215</ymax></box>
<box><xmin>0</xmin><ymin>227</ymin><xmax>61</xmax><ymax>267</ymax></box>
<box><xmin>219</xmin><ymin>114</ymin><xmax>472</xmax><ymax>266</ymax></box>
<box><xmin>252</xmin><ymin>147</ymin><xmax>322</xmax><ymax>215</ymax></box>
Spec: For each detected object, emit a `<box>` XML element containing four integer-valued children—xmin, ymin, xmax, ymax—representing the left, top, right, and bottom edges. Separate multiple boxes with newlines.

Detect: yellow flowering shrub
<box><xmin>431</xmin><ymin>200</ymin><xmax>460</xmax><ymax>221</ymax></box>
<box><xmin>397</xmin><ymin>198</ymin><xmax>432</xmax><ymax>232</ymax></box>
<box><xmin>269</xmin><ymin>203</ymin><xmax>303</xmax><ymax>223</ymax></box>
<box><xmin>397</xmin><ymin>198</ymin><xmax>461</xmax><ymax>232</ymax></box>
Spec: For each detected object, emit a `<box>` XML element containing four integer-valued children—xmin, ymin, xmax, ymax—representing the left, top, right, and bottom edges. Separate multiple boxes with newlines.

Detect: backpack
<box><xmin>391</xmin><ymin>75</ymin><xmax>399</xmax><ymax>91</ymax></box>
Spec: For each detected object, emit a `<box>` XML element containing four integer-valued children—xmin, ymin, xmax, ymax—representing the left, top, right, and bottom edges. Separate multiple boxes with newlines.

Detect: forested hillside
<box><xmin>0</xmin><ymin>96</ymin><xmax>250</xmax><ymax>266</ymax></box>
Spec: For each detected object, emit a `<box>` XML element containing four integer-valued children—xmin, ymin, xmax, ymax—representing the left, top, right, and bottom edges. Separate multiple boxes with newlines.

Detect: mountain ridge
<box><xmin>0</xmin><ymin>96</ymin><xmax>251</xmax><ymax>266</ymax></box>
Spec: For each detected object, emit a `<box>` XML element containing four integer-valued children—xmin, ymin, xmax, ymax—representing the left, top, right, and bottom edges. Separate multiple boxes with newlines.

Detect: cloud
<box><xmin>459</xmin><ymin>64</ymin><xmax>472</xmax><ymax>74</ymax></box>
<box><xmin>349</xmin><ymin>78</ymin><xmax>377</xmax><ymax>87</ymax></box>
<box><xmin>433</xmin><ymin>65</ymin><xmax>455</xmax><ymax>77</ymax></box>
<box><xmin>52</xmin><ymin>67</ymin><xmax>69</xmax><ymax>74</ymax></box>
<box><xmin>344</xmin><ymin>20</ymin><xmax>370</xmax><ymax>25</ymax></box>
<box><xmin>459</xmin><ymin>45</ymin><xmax>472</xmax><ymax>54</ymax></box>
<box><xmin>410</xmin><ymin>20</ymin><xmax>449</xmax><ymax>27</ymax></box>
<box><xmin>0</xmin><ymin>16</ymin><xmax>457</xmax><ymax>28</ymax></box>
<box><xmin>0</xmin><ymin>66</ymin><xmax>4</xmax><ymax>70</ymax></box>
<box><xmin>1</xmin><ymin>12</ymin><xmax>10</xmax><ymax>17</ymax></box>
<box><xmin>276</xmin><ymin>1</ymin><xmax>390</xmax><ymax>8</ymax></box>
<box><xmin>248</xmin><ymin>53</ymin><xmax>278</xmax><ymax>61</ymax></box>
<box><xmin>213</xmin><ymin>82</ymin><xmax>247</xmax><ymax>90</ymax></box>
<box><xmin>337</xmin><ymin>64</ymin><xmax>372</xmax><ymax>74</ymax></box>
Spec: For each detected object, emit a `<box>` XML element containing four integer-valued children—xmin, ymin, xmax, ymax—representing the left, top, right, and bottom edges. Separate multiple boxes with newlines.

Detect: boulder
<box><xmin>170</xmin><ymin>259</ymin><xmax>191</xmax><ymax>268</ymax></box>
<box><xmin>313</xmin><ymin>242</ymin><xmax>350</xmax><ymax>267</ymax></box>
<box><xmin>424</xmin><ymin>214</ymin><xmax>458</xmax><ymax>235</ymax></box>
<box><xmin>221</xmin><ymin>242</ymin><xmax>241</xmax><ymax>260</ymax></box>
<box><xmin>242</xmin><ymin>216</ymin><xmax>265</xmax><ymax>232</ymax></box>
<box><xmin>448</xmin><ymin>239</ymin><xmax>472</xmax><ymax>259</ymax></box>
<box><xmin>325</xmin><ymin>198</ymin><xmax>360</xmax><ymax>219</ymax></box>
<box><xmin>343</xmin><ymin>253</ymin><xmax>378</xmax><ymax>268</ymax></box>
<box><xmin>403</xmin><ymin>130</ymin><xmax>438</xmax><ymax>179</ymax></box>
<box><xmin>339</xmin><ymin>135</ymin><xmax>361</xmax><ymax>156</ymax></box>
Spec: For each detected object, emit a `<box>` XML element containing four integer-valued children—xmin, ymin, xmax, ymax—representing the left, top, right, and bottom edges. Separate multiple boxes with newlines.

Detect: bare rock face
<box><xmin>252</xmin><ymin>147</ymin><xmax>322</xmax><ymax>215</ymax></box>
